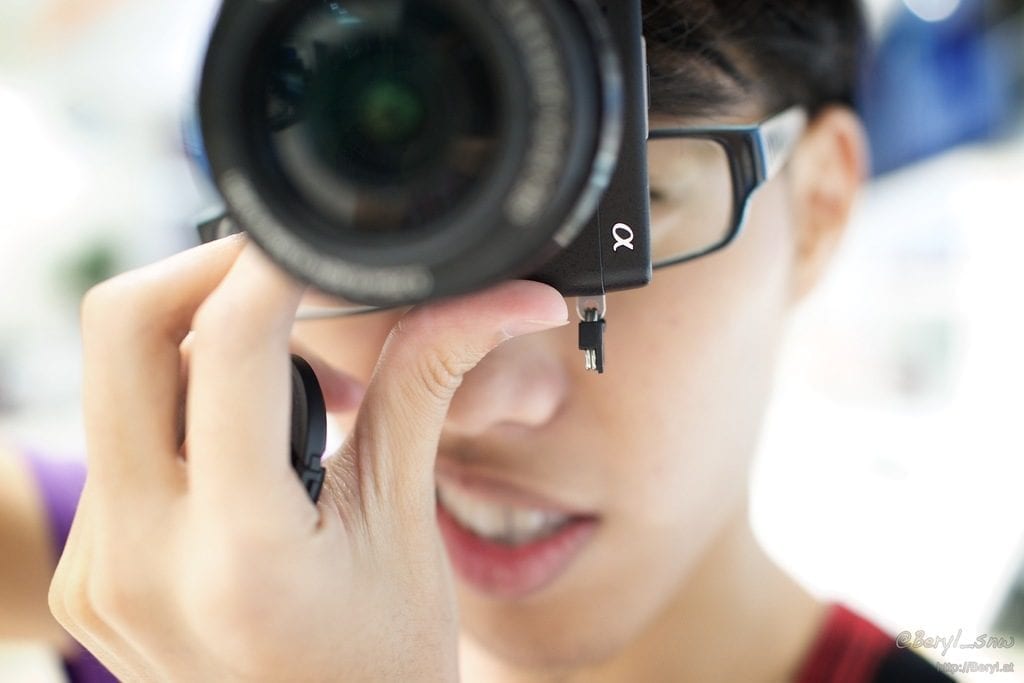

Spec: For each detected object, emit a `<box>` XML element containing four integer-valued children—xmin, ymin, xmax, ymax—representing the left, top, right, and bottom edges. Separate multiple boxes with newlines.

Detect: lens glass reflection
<box><xmin>256</xmin><ymin>0</ymin><xmax>501</xmax><ymax>236</ymax></box>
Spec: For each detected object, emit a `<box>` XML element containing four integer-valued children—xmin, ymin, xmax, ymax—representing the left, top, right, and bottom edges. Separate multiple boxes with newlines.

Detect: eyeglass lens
<box><xmin>647</xmin><ymin>136</ymin><xmax>735</xmax><ymax>267</ymax></box>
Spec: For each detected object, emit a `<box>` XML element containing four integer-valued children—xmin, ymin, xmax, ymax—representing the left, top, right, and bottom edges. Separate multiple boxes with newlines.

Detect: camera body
<box><xmin>527</xmin><ymin>0</ymin><xmax>650</xmax><ymax>297</ymax></box>
<box><xmin>199</xmin><ymin>0</ymin><xmax>651</xmax><ymax>306</ymax></box>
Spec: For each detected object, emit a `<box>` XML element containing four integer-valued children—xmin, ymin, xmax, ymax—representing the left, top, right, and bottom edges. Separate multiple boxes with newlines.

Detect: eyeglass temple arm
<box><xmin>754</xmin><ymin>106</ymin><xmax>808</xmax><ymax>182</ymax></box>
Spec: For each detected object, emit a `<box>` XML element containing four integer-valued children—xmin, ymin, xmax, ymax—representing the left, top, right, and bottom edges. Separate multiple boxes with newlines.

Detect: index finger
<box><xmin>185</xmin><ymin>244</ymin><xmax>310</xmax><ymax>520</ymax></box>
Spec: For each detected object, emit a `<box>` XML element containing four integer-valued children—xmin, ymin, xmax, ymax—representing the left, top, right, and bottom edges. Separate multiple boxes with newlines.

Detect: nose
<box><xmin>443</xmin><ymin>333</ymin><xmax>571</xmax><ymax>438</ymax></box>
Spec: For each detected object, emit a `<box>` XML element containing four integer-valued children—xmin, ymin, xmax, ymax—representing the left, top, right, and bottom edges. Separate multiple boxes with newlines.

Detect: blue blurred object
<box><xmin>181</xmin><ymin>109</ymin><xmax>212</xmax><ymax>181</ymax></box>
<box><xmin>858</xmin><ymin>0</ymin><xmax>1018</xmax><ymax>175</ymax></box>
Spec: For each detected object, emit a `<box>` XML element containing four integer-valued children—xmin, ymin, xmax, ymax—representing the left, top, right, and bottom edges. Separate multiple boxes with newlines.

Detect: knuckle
<box><xmin>80</xmin><ymin>279</ymin><xmax>124</xmax><ymax>328</ymax></box>
<box><xmin>190</xmin><ymin>293</ymin><xmax>268</xmax><ymax>348</ymax></box>
<box><xmin>80</xmin><ymin>273</ymin><xmax>160</xmax><ymax>338</ymax></box>
<box><xmin>51</xmin><ymin>568</ymin><xmax>96</xmax><ymax>632</ymax></box>
<box><xmin>189</xmin><ymin>300</ymin><xmax>246</xmax><ymax>357</ymax></box>
<box><xmin>190</xmin><ymin>296</ymin><xmax>232</xmax><ymax>336</ymax></box>
<box><xmin>86</xmin><ymin>544</ymin><xmax>155</xmax><ymax>625</ymax></box>
<box><xmin>388</xmin><ymin>307</ymin><xmax>490</xmax><ymax>404</ymax></box>
<box><xmin>49</xmin><ymin>548</ymin><xmax>89</xmax><ymax>624</ymax></box>
<box><xmin>87</xmin><ymin>577</ymin><xmax>123</xmax><ymax>622</ymax></box>
<box><xmin>417</xmin><ymin>349</ymin><xmax>466</xmax><ymax>402</ymax></box>
<box><xmin>46</xmin><ymin>571</ymin><xmax>72</xmax><ymax>626</ymax></box>
<box><xmin>88</xmin><ymin>568</ymin><xmax>140</xmax><ymax>623</ymax></box>
<box><xmin>47</xmin><ymin>531</ymin><xmax>89</xmax><ymax>628</ymax></box>
<box><xmin>61</xmin><ymin>589</ymin><xmax>96</xmax><ymax>632</ymax></box>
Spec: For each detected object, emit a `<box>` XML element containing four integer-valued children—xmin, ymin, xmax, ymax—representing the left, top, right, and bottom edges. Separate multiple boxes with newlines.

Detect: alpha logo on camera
<box><xmin>612</xmin><ymin>223</ymin><xmax>635</xmax><ymax>252</ymax></box>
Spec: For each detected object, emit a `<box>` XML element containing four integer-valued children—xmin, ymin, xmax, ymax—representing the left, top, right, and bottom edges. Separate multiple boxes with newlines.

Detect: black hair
<box><xmin>643</xmin><ymin>0</ymin><xmax>867</xmax><ymax>118</ymax></box>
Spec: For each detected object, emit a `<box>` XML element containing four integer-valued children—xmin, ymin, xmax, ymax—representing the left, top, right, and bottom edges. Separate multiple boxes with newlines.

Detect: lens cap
<box><xmin>290</xmin><ymin>354</ymin><xmax>327</xmax><ymax>503</ymax></box>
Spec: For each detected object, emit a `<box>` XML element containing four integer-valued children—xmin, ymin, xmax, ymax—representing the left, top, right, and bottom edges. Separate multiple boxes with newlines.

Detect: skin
<box><xmin>299</xmin><ymin>105</ymin><xmax>869</xmax><ymax>681</ymax></box>
<box><xmin>4</xmin><ymin>97</ymin><xmax>864</xmax><ymax>680</ymax></box>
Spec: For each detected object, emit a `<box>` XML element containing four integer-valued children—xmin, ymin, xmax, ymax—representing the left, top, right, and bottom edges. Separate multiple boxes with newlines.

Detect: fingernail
<box><xmin>501</xmin><ymin>318</ymin><xmax>571</xmax><ymax>340</ymax></box>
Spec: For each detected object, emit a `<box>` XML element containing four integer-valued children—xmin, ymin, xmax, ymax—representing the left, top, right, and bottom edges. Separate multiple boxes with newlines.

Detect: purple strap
<box><xmin>20</xmin><ymin>449</ymin><xmax>118</xmax><ymax>683</ymax></box>
<box><xmin>21</xmin><ymin>450</ymin><xmax>86</xmax><ymax>558</ymax></box>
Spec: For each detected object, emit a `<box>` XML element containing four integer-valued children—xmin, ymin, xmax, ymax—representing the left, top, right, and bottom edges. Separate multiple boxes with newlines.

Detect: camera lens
<box><xmin>256</xmin><ymin>1</ymin><xmax>500</xmax><ymax>236</ymax></box>
<box><xmin>201</xmin><ymin>0</ymin><xmax>623</xmax><ymax>305</ymax></box>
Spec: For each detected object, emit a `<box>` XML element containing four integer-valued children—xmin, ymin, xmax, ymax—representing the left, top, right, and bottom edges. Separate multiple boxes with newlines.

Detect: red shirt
<box><xmin>795</xmin><ymin>603</ymin><xmax>953</xmax><ymax>683</ymax></box>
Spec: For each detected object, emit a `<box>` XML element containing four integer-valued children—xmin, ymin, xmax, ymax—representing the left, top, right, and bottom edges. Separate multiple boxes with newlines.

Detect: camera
<box><xmin>198</xmin><ymin>0</ymin><xmax>651</xmax><ymax>308</ymax></box>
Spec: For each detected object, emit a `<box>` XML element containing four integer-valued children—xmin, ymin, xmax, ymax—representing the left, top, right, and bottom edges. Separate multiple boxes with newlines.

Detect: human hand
<box><xmin>48</xmin><ymin>235</ymin><xmax>569</xmax><ymax>681</ymax></box>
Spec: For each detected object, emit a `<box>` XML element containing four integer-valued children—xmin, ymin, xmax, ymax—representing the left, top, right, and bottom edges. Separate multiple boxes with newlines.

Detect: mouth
<box><xmin>434</xmin><ymin>471</ymin><xmax>599</xmax><ymax>601</ymax></box>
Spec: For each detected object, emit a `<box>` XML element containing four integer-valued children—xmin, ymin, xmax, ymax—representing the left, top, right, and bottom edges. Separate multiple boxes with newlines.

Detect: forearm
<box><xmin>0</xmin><ymin>447</ymin><xmax>71</xmax><ymax>648</ymax></box>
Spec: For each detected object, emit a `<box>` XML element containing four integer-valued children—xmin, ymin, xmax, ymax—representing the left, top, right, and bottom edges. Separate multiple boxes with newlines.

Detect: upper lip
<box><xmin>434</xmin><ymin>457</ymin><xmax>597</xmax><ymax>518</ymax></box>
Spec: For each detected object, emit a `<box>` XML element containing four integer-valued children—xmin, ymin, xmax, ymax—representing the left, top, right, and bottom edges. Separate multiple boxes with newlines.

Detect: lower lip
<box><xmin>436</xmin><ymin>499</ymin><xmax>599</xmax><ymax>601</ymax></box>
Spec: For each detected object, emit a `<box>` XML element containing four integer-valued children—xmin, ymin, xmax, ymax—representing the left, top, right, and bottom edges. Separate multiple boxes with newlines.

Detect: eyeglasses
<box><xmin>648</xmin><ymin>105</ymin><xmax>807</xmax><ymax>269</ymax></box>
<box><xmin>285</xmin><ymin>105</ymin><xmax>808</xmax><ymax>320</ymax></box>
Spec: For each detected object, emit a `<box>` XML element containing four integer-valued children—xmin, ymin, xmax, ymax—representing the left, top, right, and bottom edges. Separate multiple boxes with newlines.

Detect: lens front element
<box><xmin>200</xmin><ymin>0</ymin><xmax>621</xmax><ymax>305</ymax></box>
<box><xmin>257</xmin><ymin>0</ymin><xmax>500</xmax><ymax>237</ymax></box>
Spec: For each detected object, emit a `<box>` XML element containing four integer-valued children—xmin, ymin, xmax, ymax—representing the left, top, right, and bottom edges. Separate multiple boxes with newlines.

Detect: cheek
<box><xmin>503</xmin><ymin>184</ymin><xmax>798</xmax><ymax>660</ymax></box>
<box><xmin>429</xmin><ymin>186</ymin><xmax>796</xmax><ymax>668</ymax></box>
<box><xmin>596</xmin><ymin>180</ymin><xmax>795</xmax><ymax>535</ymax></box>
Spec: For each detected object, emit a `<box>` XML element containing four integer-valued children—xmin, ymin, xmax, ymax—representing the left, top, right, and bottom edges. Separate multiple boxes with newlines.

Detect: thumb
<box><xmin>328</xmin><ymin>280</ymin><xmax>569</xmax><ymax>525</ymax></box>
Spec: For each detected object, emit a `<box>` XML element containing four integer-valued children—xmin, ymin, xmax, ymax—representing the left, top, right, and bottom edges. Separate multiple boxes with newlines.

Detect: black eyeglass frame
<box><xmin>648</xmin><ymin>105</ymin><xmax>808</xmax><ymax>270</ymax></box>
<box><xmin>202</xmin><ymin>106</ymin><xmax>810</xmax><ymax>320</ymax></box>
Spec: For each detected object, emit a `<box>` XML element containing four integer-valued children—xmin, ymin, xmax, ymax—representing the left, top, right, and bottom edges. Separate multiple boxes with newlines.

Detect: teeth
<box><xmin>437</xmin><ymin>482</ymin><xmax>570</xmax><ymax>546</ymax></box>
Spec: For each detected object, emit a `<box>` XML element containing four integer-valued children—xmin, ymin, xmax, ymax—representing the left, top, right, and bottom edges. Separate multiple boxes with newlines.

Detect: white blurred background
<box><xmin>1</xmin><ymin>0</ymin><xmax>1022</xmax><ymax>680</ymax></box>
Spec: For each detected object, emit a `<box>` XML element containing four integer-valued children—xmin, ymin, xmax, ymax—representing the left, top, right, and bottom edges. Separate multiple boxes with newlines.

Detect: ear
<box><xmin>785</xmin><ymin>106</ymin><xmax>869</xmax><ymax>302</ymax></box>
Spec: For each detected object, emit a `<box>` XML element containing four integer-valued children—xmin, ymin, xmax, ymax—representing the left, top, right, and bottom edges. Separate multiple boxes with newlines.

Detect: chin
<box><xmin>458</xmin><ymin>589</ymin><xmax>636</xmax><ymax>673</ymax></box>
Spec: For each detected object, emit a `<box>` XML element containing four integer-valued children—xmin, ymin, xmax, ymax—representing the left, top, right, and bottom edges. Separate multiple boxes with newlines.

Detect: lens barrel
<box><xmin>200</xmin><ymin>0</ymin><xmax>623</xmax><ymax>306</ymax></box>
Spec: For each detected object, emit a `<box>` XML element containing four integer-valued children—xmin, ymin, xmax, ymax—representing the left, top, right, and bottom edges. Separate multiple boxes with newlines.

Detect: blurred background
<box><xmin>1</xmin><ymin>0</ymin><xmax>1022</xmax><ymax>680</ymax></box>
